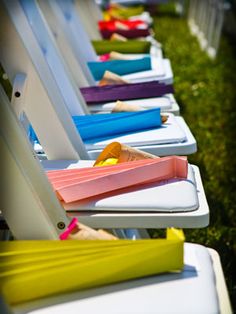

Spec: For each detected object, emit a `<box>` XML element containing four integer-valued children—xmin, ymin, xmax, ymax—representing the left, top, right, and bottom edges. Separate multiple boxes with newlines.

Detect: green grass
<box><xmin>151</xmin><ymin>6</ymin><xmax>236</xmax><ymax>309</ymax></box>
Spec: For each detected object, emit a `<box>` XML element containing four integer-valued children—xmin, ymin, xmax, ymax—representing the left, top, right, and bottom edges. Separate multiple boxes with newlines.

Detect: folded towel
<box><xmin>106</xmin><ymin>5</ymin><xmax>145</xmax><ymax>19</ymax></box>
<box><xmin>0</xmin><ymin>228</ymin><xmax>184</xmax><ymax>305</ymax></box>
<box><xmin>72</xmin><ymin>108</ymin><xmax>162</xmax><ymax>141</ymax></box>
<box><xmin>29</xmin><ymin>108</ymin><xmax>162</xmax><ymax>143</ymax></box>
<box><xmin>100</xmin><ymin>28</ymin><xmax>150</xmax><ymax>39</ymax></box>
<box><xmin>98</xmin><ymin>20</ymin><xmax>148</xmax><ymax>31</ymax></box>
<box><xmin>47</xmin><ymin>156</ymin><xmax>188</xmax><ymax>203</ymax></box>
<box><xmin>88</xmin><ymin>56</ymin><xmax>151</xmax><ymax>80</ymax></box>
<box><xmin>81</xmin><ymin>81</ymin><xmax>174</xmax><ymax>104</ymax></box>
<box><xmin>92</xmin><ymin>40</ymin><xmax>151</xmax><ymax>54</ymax></box>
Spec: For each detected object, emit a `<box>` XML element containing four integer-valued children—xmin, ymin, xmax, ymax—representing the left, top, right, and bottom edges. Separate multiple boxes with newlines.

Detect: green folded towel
<box><xmin>92</xmin><ymin>40</ymin><xmax>151</xmax><ymax>54</ymax></box>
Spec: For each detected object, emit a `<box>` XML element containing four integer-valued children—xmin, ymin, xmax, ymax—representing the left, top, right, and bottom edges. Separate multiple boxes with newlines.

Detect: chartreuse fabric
<box><xmin>88</xmin><ymin>56</ymin><xmax>151</xmax><ymax>80</ymax></box>
<box><xmin>103</xmin><ymin>6</ymin><xmax>145</xmax><ymax>20</ymax></box>
<box><xmin>0</xmin><ymin>228</ymin><xmax>184</xmax><ymax>305</ymax></box>
<box><xmin>92</xmin><ymin>40</ymin><xmax>151</xmax><ymax>54</ymax></box>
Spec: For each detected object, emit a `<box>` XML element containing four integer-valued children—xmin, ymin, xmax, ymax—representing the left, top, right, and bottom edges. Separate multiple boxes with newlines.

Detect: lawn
<box><xmin>151</xmin><ymin>4</ymin><xmax>236</xmax><ymax>309</ymax></box>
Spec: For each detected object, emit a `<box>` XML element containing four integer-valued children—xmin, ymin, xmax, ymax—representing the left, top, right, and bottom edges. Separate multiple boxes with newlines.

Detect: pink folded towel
<box><xmin>47</xmin><ymin>156</ymin><xmax>188</xmax><ymax>203</ymax></box>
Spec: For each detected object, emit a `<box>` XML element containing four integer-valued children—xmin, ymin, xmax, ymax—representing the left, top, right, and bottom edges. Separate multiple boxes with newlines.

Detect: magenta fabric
<box><xmin>100</xmin><ymin>28</ymin><xmax>151</xmax><ymax>39</ymax></box>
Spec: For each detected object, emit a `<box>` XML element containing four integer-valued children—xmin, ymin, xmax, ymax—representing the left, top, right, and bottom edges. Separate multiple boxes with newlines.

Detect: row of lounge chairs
<box><xmin>0</xmin><ymin>1</ymin><xmax>232</xmax><ymax>313</ymax></box>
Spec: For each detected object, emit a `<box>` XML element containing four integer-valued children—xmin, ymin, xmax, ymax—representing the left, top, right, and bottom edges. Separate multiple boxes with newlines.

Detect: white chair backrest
<box><xmin>57</xmin><ymin>0</ymin><xmax>99</xmax><ymax>62</ymax></box>
<box><xmin>19</xmin><ymin>0</ymin><xmax>89</xmax><ymax>114</ymax></box>
<box><xmin>0</xmin><ymin>85</ymin><xmax>69</xmax><ymax>239</ymax></box>
<box><xmin>75</xmin><ymin>0</ymin><xmax>103</xmax><ymax>40</ymax></box>
<box><xmin>38</xmin><ymin>0</ymin><xmax>96</xmax><ymax>87</ymax></box>
<box><xmin>0</xmin><ymin>0</ymin><xmax>89</xmax><ymax>160</ymax></box>
<box><xmin>84</xmin><ymin>0</ymin><xmax>104</xmax><ymax>22</ymax></box>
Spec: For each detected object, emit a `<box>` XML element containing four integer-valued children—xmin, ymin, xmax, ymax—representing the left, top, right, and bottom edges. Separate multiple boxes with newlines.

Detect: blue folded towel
<box><xmin>29</xmin><ymin>108</ymin><xmax>161</xmax><ymax>143</ymax></box>
<box><xmin>88</xmin><ymin>56</ymin><xmax>151</xmax><ymax>81</ymax></box>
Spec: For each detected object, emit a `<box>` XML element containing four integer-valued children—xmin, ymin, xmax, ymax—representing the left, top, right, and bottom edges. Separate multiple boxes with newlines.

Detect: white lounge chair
<box><xmin>76</xmin><ymin>0</ymin><xmax>154</xmax><ymax>35</ymax></box>
<box><xmin>1</xmin><ymin>244</ymin><xmax>231</xmax><ymax>314</ymax></box>
<box><xmin>38</xmin><ymin>0</ymin><xmax>178</xmax><ymax>114</ymax></box>
<box><xmin>0</xmin><ymin>18</ymin><xmax>208</xmax><ymax>231</ymax></box>
<box><xmin>0</xmin><ymin>89</ymin><xmax>231</xmax><ymax>313</ymax></box>
<box><xmin>0</xmin><ymin>0</ymin><xmax>196</xmax><ymax>158</ymax></box>
<box><xmin>39</xmin><ymin>0</ymin><xmax>172</xmax><ymax>85</ymax></box>
<box><xmin>0</xmin><ymin>0</ymin><xmax>207</xmax><ymax>231</ymax></box>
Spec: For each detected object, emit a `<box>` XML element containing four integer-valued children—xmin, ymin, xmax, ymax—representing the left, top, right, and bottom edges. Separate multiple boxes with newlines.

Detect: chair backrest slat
<box><xmin>38</xmin><ymin>0</ymin><xmax>96</xmax><ymax>87</ymax></box>
<box><xmin>20</xmin><ymin>0</ymin><xmax>90</xmax><ymax>115</ymax></box>
<box><xmin>75</xmin><ymin>0</ymin><xmax>103</xmax><ymax>40</ymax></box>
<box><xmin>0</xmin><ymin>0</ymin><xmax>89</xmax><ymax>160</ymax></box>
<box><xmin>0</xmin><ymin>86</ymin><xmax>69</xmax><ymax>239</ymax></box>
